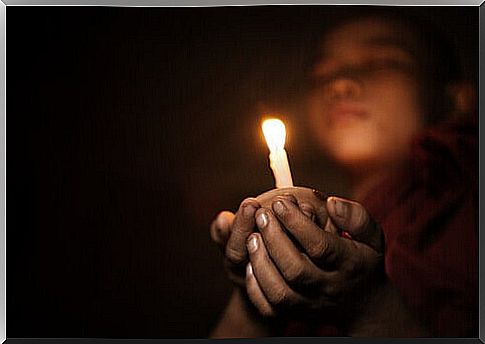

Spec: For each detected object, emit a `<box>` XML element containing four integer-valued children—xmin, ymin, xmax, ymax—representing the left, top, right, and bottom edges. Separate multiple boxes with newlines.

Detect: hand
<box><xmin>245</xmin><ymin>192</ymin><xmax>384</xmax><ymax>320</ymax></box>
<box><xmin>210</xmin><ymin>198</ymin><xmax>261</xmax><ymax>287</ymax></box>
<box><xmin>210</xmin><ymin>198</ymin><xmax>291</xmax><ymax>338</ymax></box>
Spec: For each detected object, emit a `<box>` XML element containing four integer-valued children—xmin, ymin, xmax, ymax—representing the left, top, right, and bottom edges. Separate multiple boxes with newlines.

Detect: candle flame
<box><xmin>262</xmin><ymin>118</ymin><xmax>286</xmax><ymax>152</ymax></box>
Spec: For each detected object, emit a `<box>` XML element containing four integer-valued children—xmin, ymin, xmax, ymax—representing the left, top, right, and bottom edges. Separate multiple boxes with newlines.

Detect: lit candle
<box><xmin>262</xmin><ymin>118</ymin><xmax>294</xmax><ymax>188</ymax></box>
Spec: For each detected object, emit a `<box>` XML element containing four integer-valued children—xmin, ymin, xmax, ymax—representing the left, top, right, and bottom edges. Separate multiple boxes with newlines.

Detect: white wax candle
<box><xmin>262</xmin><ymin>119</ymin><xmax>294</xmax><ymax>188</ymax></box>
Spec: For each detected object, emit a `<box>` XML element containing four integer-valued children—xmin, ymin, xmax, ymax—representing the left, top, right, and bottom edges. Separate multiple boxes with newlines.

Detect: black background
<box><xmin>8</xmin><ymin>6</ymin><xmax>478</xmax><ymax>338</ymax></box>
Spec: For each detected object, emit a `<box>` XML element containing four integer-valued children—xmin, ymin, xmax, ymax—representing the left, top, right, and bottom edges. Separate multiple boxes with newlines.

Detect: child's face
<box><xmin>307</xmin><ymin>18</ymin><xmax>426</xmax><ymax>169</ymax></box>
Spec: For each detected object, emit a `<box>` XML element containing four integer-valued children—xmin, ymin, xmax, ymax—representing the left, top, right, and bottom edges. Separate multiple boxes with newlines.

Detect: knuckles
<box><xmin>268</xmin><ymin>286</ymin><xmax>290</xmax><ymax>306</ymax></box>
<box><xmin>284</xmin><ymin>260</ymin><xmax>307</xmax><ymax>284</ymax></box>
<box><xmin>239</xmin><ymin>197</ymin><xmax>260</xmax><ymax>212</ymax></box>
<box><xmin>272</xmin><ymin>200</ymin><xmax>301</xmax><ymax>226</ymax></box>
<box><xmin>307</xmin><ymin>235</ymin><xmax>329</xmax><ymax>260</ymax></box>
<box><xmin>299</xmin><ymin>203</ymin><xmax>316</xmax><ymax>222</ymax></box>
<box><xmin>281</xmin><ymin>192</ymin><xmax>298</xmax><ymax>204</ymax></box>
<box><xmin>225</xmin><ymin>246</ymin><xmax>247</xmax><ymax>265</ymax></box>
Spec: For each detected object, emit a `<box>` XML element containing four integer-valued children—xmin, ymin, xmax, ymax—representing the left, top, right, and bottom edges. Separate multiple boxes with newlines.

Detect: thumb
<box><xmin>326</xmin><ymin>196</ymin><xmax>384</xmax><ymax>253</ymax></box>
<box><xmin>210</xmin><ymin>211</ymin><xmax>235</xmax><ymax>250</ymax></box>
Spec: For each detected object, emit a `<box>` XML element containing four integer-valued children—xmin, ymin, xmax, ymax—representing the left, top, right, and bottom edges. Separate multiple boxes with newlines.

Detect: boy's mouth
<box><xmin>326</xmin><ymin>102</ymin><xmax>368</xmax><ymax>126</ymax></box>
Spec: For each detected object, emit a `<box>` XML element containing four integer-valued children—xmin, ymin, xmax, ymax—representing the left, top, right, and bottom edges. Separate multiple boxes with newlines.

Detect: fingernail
<box><xmin>243</xmin><ymin>203</ymin><xmax>256</xmax><ymax>217</ymax></box>
<box><xmin>281</xmin><ymin>193</ymin><xmax>298</xmax><ymax>204</ymax></box>
<box><xmin>246</xmin><ymin>263</ymin><xmax>253</xmax><ymax>275</ymax></box>
<box><xmin>273</xmin><ymin>200</ymin><xmax>287</xmax><ymax>215</ymax></box>
<box><xmin>332</xmin><ymin>198</ymin><xmax>349</xmax><ymax>218</ymax></box>
<box><xmin>300</xmin><ymin>204</ymin><xmax>315</xmax><ymax>221</ymax></box>
<box><xmin>247</xmin><ymin>235</ymin><xmax>258</xmax><ymax>253</ymax></box>
<box><xmin>256</xmin><ymin>212</ymin><xmax>268</xmax><ymax>228</ymax></box>
<box><xmin>313</xmin><ymin>189</ymin><xmax>327</xmax><ymax>201</ymax></box>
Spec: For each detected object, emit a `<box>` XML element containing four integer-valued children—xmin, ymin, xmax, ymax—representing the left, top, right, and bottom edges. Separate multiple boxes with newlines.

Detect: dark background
<box><xmin>8</xmin><ymin>6</ymin><xmax>478</xmax><ymax>338</ymax></box>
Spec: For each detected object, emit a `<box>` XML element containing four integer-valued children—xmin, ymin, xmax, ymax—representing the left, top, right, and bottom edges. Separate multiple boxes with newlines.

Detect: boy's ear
<box><xmin>445</xmin><ymin>81</ymin><xmax>476</xmax><ymax>118</ymax></box>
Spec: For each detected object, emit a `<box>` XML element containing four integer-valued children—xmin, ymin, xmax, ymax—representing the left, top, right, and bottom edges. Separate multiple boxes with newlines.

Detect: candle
<box><xmin>262</xmin><ymin>118</ymin><xmax>294</xmax><ymax>188</ymax></box>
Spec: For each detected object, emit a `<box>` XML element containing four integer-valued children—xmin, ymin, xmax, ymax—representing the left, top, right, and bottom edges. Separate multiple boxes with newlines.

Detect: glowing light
<box><xmin>261</xmin><ymin>118</ymin><xmax>293</xmax><ymax>188</ymax></box>
<box><xmin>262</xmin><ymin>118</ymin><xmax>286</xmax><ymax>152</ymax></box>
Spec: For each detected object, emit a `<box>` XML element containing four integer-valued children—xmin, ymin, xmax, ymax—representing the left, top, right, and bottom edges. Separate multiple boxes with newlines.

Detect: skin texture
<box><xmin>245</xmin><ymin>190</ymin><xmax>384</xmax><ymax>319</ymax></box>
<box><xmin>210</xmin><ymin>188</ymin><xmax>390</xmax><ymax>336</ymax></box>
<box><xmin>209</xmin><ymin>16</ymin><xmax>472</xmax><ymax>337</ymax></box>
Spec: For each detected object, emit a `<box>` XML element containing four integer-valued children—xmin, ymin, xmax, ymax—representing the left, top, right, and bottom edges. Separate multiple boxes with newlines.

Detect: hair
<box><xmin>306</xmin><ymin>7</ymin><xmax>464</xmax><ymax>124</ymax></box>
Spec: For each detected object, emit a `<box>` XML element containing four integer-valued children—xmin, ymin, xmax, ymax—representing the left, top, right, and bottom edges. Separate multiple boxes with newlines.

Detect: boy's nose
<box><xmin>328</xmin><ymin>78</ymin><xmax>362</xmax><ymax>100</ymax></box>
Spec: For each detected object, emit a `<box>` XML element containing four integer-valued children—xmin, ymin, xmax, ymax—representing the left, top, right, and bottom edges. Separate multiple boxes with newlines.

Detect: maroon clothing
<box><xmin>284</xmin><ymin>115</ymin><xmax>478</xmax><ymax>337</ymax></box>
<box><xmin>362</xmin><ymin>115</ymin><xmax>478</xmax><ymax>337</ymax></box>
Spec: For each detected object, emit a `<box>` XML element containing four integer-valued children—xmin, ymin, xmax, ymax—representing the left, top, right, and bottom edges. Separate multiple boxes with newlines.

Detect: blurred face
<box><xmin>307</xmin><ymin>18</ymin><xmax>425</xmax><ymax>169</ymax></box>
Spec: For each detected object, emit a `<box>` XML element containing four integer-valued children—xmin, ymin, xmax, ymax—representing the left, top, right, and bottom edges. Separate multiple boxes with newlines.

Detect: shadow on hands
<box><xmin>244</xmin><ymin>188</ymin><xmax>385</xmax><ymax>325</ymax></box>
<box><xmin>210</xmin><ymin>197</ymin><xmax>261</xmax><ymax>288</ymax></box>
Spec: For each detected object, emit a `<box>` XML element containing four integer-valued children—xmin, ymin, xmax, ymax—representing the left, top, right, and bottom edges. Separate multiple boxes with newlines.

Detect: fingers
<box><xmin>299</xmin><ymin>202</ymin><xmax>316</xmax><ymax>222</ymax></box>
<box><xmin>223</xmin><ymin>257</ymin><xmax>246</xmax><ymax>288</ymax></box>
<box><xmin>326</xmin><ymin>196</ymin><xmax>384</xmax><ymax>253</ymax></box>
<box><xmin>323</xmin><ymin>217</ymin><xmax>339</xmax><ymax>235</ymax></box>
<box><xmin>281</xmin><ymin>191</ymin><xmax>328</xmax><ymax>227</ymax></box>
<box><xmin>246</xmin><ymin>233</ymin><xmax>308</xmax><ymax>309</ymax></box>
<box><xmin>254</xmin><ymin>207</ymin><xmax>322</xmax><ymax>286</ymax></box>
<box><xmin>225</xmin><ymin>198</ymin><xmax>261</xmax><ymax>265</ymax></box>
<box><xmin>210</xmin><ymin>211</ymin><xmax>235</xmax><ymax>250</ymax></box>
<box><xmin>271</xmin><ymin>198</ymin><xmax>344</xmax><ymax>265</ymax></box>
<box><xmin>245</xmin><ymin>263</ymin><xmax>276</xmax><ymax>317</ymax></box>
<box><xmin>312</xmin><ymin>189</ymin><xmax>330</xmax><ymax>227</ymax></box>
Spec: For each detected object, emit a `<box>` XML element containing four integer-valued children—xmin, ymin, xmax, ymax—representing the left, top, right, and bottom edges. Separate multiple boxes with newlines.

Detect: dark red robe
<box><xmin>363</xmin><ymin>115</ymin><xmax>478</xmax><ymax>337</ymax></box>
<box><xmin>284</xmin><ymin>115</ymin><xmax>478</xmax><ymax>337</ymax></box>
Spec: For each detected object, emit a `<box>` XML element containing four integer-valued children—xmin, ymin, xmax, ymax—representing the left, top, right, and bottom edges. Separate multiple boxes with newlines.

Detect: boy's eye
<box><xmin>364</xmin><ymin>59</ymin><xmax>415</xmax><ymax>75</ymax></box>
<box><xmin>310</xmin><ymin>59</ymin><xmax>415</xmax><ymax>90</ymax></box>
